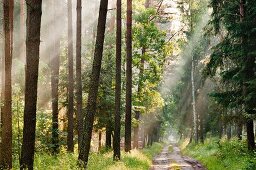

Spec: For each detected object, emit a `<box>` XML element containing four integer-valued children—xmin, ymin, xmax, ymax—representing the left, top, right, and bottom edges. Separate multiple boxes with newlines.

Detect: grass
<box><xmin>182</xmin><ymin>137</ymin><xmax>256</xmax><ymax>170</ymax></box>
<box><xmin>13</xmin><ymin>143</ymin><xmax>163</xmax><ymax>169</ymax></box>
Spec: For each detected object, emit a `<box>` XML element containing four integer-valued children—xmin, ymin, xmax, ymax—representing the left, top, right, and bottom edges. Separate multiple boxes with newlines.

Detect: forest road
<box><xmin>150</xmin><ymin>144</ymin><xmax>206</xmax><ymax>170</ymax></box>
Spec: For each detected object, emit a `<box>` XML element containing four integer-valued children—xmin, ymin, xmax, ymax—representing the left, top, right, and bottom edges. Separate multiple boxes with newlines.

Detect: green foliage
<box><xmin>183</xmin><ymin>138</ymin><xmax>256</xmax><ymax>170</ymax></box>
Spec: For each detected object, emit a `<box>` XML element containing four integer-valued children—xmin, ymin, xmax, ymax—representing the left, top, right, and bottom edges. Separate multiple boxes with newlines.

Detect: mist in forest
<box><xmin>160</xmin><ymin>10</ymin><xmax>210</xmax><ymax>98</ymax></box>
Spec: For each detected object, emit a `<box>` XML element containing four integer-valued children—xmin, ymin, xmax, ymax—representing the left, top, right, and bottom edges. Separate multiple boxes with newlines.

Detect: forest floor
<box><xmin>151</xmin><ymin>144</ymin><xmax>205</xmax><ymax>170</ymax></box>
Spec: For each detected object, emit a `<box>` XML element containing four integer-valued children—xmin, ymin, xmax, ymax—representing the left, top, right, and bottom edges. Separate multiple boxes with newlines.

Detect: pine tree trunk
<box><xmin>106</xmin><ymin>125</ymin><xmax>112</xmax><ymax>148</ymax></box>
<box><xmin>78</xmin><ymin>0</ymin><xmax>108</xmax><ymax>167</ymax></box>
<box><xmin>113</xmin><ymin>0</ymin><xmax>122</xmax><ymax>160</ymax></box>
<box><xmin>0</xmin><ymin>0</ymin><xmax>13</xmax><ymax>168</ymax></box>
<box><xmin>125</xmin><ymin>0</ymin><xmax>133</xmax><ymax>153</ymax></box>
<box><xmin>20</xmin><ymin>1</ymin><xmax>42</xmax><ymax>169</ymax></box>
<box><xmin>67</xmin><ymin>0</ymin><xmax>74</xmax><ymax>153</ymax></box>
<box><xmin>246</xmin><ymin>119</ymin><xmax>255</xmax><ymax>151</ymax></box>
<box><xmin>51</xmin><ymin>0</ymin><xmax>60</xmax><ymax>154</ymax></box>
<box><xmin>76</xmin><ymin>0</ymin><xmax>83</xmax><ymax>152</ymax></box>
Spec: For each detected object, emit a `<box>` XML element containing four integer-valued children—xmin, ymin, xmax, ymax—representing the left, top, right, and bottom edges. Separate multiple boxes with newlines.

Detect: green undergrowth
<box><xmin>13</xmin><ymin>142</ymin><xmax>163</xmax><ymax>169</ymax></box>
<box><xmin>182</xmin><ymin>137</ymin><xmax>256</xmax><ymax>170</ymax></box>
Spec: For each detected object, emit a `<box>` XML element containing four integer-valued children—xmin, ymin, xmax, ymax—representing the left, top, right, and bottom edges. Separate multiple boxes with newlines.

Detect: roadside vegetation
<box><xmin>12</xmin><ymin>143</ymin><xmax>163</xmax><ymax>170</ymax></box>
<box><xmin>182</xmin><ymin>138</ymin><xmax>256</xmax><ymax>170</ymax></box>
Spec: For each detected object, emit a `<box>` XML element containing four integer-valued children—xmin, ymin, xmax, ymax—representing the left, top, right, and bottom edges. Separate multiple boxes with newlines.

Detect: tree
<box><xmin>78</xmin><ymin>0</ymin><xmax>109</xmax><ymax>167</ymax></box>
<box><xmin>113</xmin><ymin>0</ymin><xmax>122</xmax><ymax>160</ymax></box>
<box><xmin>67</xmin><ymin>0</ymin><xmax>74</xmax><ymax>153</ymax></box>
<box><xmin>76</xmin><ymin>0</ymin><xmax>83</xmax><ymax>152</ymax></box>
<box><xmin>125</xmin><ymin>0</ymin><xmax>132</xmax><ymax>153</ymax></box>
<box><xmin>0</xmin><ymin>0</ymin><xmax>13</xmax><ymax>168</ymax></box>
<box><xmin>51</xmin><ymin>0</ymin><xmax>60</xmax><ymax>154</ymax></box>
<box><xmin>20</xmin><ymin>0</ymin><xmax>42</xmax><ymax>169</ymax></box>
<box><xmin>206</xmin><ymin>0</ymin><xmax>256</xmax><ymax>150</ymax></box>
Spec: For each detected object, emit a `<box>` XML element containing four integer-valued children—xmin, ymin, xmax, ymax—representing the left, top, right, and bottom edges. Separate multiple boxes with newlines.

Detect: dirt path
<box><xmin>150</xmin><ymin>144</ymin><xmax>206</xmax><ymax>170</ymax></box>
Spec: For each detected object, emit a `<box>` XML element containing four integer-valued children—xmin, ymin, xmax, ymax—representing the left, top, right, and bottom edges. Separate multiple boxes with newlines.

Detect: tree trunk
<box><xmin>98</xmin><ymin>131</ymin><xmax>102</xmax><ymax>152</ymax></box>
<box><xmin>0</xmin><ymin>0</ymin><xmax>13</xmax><ymax>168</ymax></box>
<box><xmin>106</xmin><ymin>125</ymin><xmax>112</xmax><ymax>148</ymax></box>
<box><xmin>113</xmin><ymin>0</ymin><xmax>122</xmax><ymax>160</ymax></box>
<box><xmin>20</xmin><ymin>1</ymin><xmax>42</xmax><ymax>169</ymax></box>
<box><xmin>191</xmin><ymin>55</ymin><xmax>198</xmax><ymax>143</ymax></box>
<box><xmin>246</xmin><ymin>119</ymin><xmax>255</xmax><ymax>151</ymax></box>
<box><xmin>76</xmin><ymin>0</ymin><xmax>83</xmax><ymax>152</ymax></box>
<box><xmin>51</xmin><ymin>0</ymin><xmax>60</xmax><ymax>154</ymax></box>
<box><xmin>227</xmin><ymin>123</ymin><xmax>231</xmax><ymax>140</ymax></box>
<box><xmin>78</xmin><ymin>0</ymin><xmax>108</xmax><ymax>167</ymax></box>
<box><xmin>67</xmin><ymin>0</ymin><xmax>74</xmax><ymax>153</ymax></box>
<box><xmin>125</xmin><ymin>0</ymin><xmax>133</xmax><ymax>153</ymax></box>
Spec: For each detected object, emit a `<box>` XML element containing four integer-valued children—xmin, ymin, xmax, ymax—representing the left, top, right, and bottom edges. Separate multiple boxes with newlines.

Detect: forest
<box><xmin>0</xmin><ymin>0</ymin><xmax>256</xmax><ymax>169</ymax></box>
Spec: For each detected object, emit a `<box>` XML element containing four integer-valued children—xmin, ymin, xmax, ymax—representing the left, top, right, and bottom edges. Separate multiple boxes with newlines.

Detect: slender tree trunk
<box><xmin>125</xmin><ymin>0</ymin><xmax>132</xmax><ymax>153</ymax></box>
<box><xmin>227</xmin><ymin>123</ymin><xmax>231</xmax><ymax>140</ymax></box>
<box><xmin>20</xmin><ymin>1</ymin><xmax>42</xmax><ymax>169</ymax></box>
<box><xmin>67</xmin><ymin>0</ymin><xmax>74</xmax><ymax>153</ymax></box>
<box><xmin>76</xmin><ymin>0</ymin><xmax>83</xmax><ymax>152</ymax></box>
<box><xmin>51</xmin><ymin>0</ymin><xmax>60</xmax><ymax>154</ymax></box>
<box><xmin>113</xmin><ymin>0</ymin><xmax>122</xmax><ymax>160</ymax></box>
<box><xmin>78</xmin><ymin>0</ymin><xmax>108</xmax><ymax>167</ymax></box>
<box><xmin>246</xmin><ymin>119</ymin><xmax>255</xmax><ymax>151</ymax></box>
<box><xmin>106</xmin><ymin>125</ymin><xmax>112</xmax><ymax>148</ymax></box>
<box><xmin>191</xmin><ymin>55</ymin><xmax>198</xmax><ymax>143</ymax></box>
<box><xmin>0</xmin><ymin>0</ymin><xmax>13</xmax><ymax>168</ymax></box>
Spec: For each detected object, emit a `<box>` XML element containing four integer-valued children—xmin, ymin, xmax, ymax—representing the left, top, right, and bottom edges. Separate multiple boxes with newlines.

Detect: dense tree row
<box><xmin>0</xmin><ymin>0</ymin><xmax>171</xmax><ymax>169</ymax></box>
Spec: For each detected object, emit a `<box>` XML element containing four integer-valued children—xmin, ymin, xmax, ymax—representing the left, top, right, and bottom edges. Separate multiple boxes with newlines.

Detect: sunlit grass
<box><xmin>13</xmin><ymin>142</ymin><xmax>163</xmax><ymax>169</ymax></box>
<box><xmin>182</xmin><ymin>137</ymin><xmax>256</xmax><ymax>170</ymax></box>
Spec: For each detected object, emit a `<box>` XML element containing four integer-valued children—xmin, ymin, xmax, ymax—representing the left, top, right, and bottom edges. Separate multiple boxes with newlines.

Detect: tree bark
<box><xmin>20</xmin><ymin>1</ymin><xmax>42</xmax><ymax>169</ymax></box>
<box><xmin>106</xmin><ymin>125</ymin><xmax>112</xmax><ymax>148</ymax></box>
<box><xmin>78</xmin><ymin>0</ymin><xmax>108</xmax><ymax>167</ymax></box>
<box><xmin>125</xmin><ymin>0</ymin><xmax>133</xmax><ymax>153</ymax></box>
<box><xmin>76</xmin><ymin>0</ymin><xmax>83</xmax><ymax>152</ymax></box>
<box><xmin>0</xmin><ymin>0</ymin><xmax>13</xmax><ymax>168</ymax></box>
<box><xmin>113</xmin><ymin>0</ymin><xmax>122</xmax><ymax>160</ymax></box>
<box><xmin>51</xmin><ymin>0</ymin><xmax>60</xmax><ymax>154</ymax></box>
<box><xmin>67</xmin><ymin>0</ymin><xmax>74</xmax><ymax>153</ymax></box>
